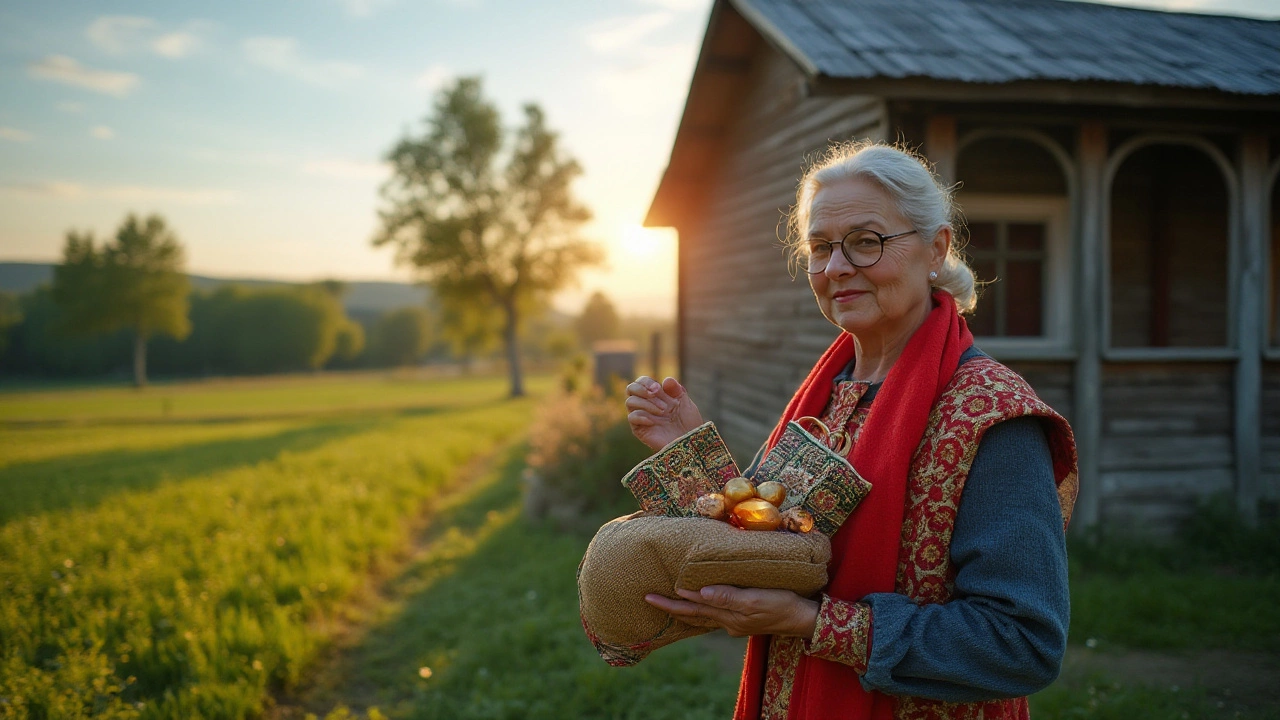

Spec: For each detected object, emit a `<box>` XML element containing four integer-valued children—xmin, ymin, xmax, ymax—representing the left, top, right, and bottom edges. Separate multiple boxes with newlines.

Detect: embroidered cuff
<box><xmin>805</xmin><ymin>595</ymin><xmax>872</xmax><ymax>675</ymax></box>
<box><xmin>621</xmin><ymin>422</ymin><xmax>740</xmax><ymax>516</ymax></box>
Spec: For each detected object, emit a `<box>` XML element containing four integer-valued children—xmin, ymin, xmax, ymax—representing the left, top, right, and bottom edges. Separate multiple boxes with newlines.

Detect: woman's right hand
<box><xmin>625</xmin><ymin>376</ymin><xmax>705</xmax><ymax>452</ymax></box>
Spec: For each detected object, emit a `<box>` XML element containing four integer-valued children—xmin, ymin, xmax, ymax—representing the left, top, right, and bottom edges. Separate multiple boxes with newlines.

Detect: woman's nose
<box><xmin>824</xmin><ymin>246</ymin><xmax>857</xmax><ymax>279</ymax></box>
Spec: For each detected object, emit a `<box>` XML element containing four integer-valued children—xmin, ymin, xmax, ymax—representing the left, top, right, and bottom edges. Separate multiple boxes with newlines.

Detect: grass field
<box><xmin>0</xmin><ymin>373</ymin><xmax>553</xmax><ymax>719</ymax></box>
<box><xmin>4</xmin><ymin>372</ymin><xmax>1278</xmax><ymax>720</ymax></box>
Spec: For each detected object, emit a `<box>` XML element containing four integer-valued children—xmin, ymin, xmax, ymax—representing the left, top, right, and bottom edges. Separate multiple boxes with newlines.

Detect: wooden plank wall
<box><xmin>1098</xmin><ymin>362</ymin><xmax>1235</xmax><ymax>533</ymax></box>
<box><xmin>1263</xmin><ymin>361</ymin><xmax>1280</xmax><ymax>517</ymax></box>
<box><xmin>680</xmin><ymin>42</ymin><xmax>884</xmax><ymax>462</ymax></box>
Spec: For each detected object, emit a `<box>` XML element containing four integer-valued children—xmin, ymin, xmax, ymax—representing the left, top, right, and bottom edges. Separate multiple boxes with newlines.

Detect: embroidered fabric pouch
<box><xmin>578</xmin><ymin>421</ymin><xmax>870</xmax><ymax>666</ymax></box>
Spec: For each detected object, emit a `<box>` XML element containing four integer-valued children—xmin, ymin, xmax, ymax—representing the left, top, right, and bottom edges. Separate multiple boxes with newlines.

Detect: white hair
<box><xmin>785</xmin><ymin>141</ymin><xmax>977</xmax><ymax>313</ymax></box>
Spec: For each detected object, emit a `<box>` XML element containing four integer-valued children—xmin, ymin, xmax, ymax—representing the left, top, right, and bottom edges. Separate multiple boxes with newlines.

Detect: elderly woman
<box><xmin>626</xmin><ymin>142</ymin><xmax>1077</xmax><ymax>720</ymax></box>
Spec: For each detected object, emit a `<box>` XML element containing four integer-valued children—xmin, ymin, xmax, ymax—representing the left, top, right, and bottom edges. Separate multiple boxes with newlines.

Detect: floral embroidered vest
<box><xmin>774</xmin><ymin>354</ymin><xmax>1078</xmax><ymax>720</ymax></box>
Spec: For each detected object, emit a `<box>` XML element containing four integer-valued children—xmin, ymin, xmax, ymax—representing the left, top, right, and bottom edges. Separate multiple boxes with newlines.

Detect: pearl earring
<box><xmin>929</xmin><ymin>271</ymin><xmax>938</xmax><ymax>281</ymax></box>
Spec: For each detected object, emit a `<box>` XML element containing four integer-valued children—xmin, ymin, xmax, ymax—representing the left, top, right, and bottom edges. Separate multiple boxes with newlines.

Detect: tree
<box><xmin>374</xmin><ymin>76</ymin><xmax>603</xmax><ymax>397</ymax></box>
<box><xmin>372</xmin><ymin>307</ymin><xmax>433</xmax><ymax>367</ymax></box>
<box><xmin>0</xmin><ymin>291</ymin><xmax>21</xmax><ymax>362</ymax></box>
<box><xmin>52</xmin><ymin>214</ymin><xmax>191</xmax><ymax>386</ymax></box>
<box><xmin>575</xmin><ymin>291</ymin><xmax>620</xmax><ymax>349</ymax></box>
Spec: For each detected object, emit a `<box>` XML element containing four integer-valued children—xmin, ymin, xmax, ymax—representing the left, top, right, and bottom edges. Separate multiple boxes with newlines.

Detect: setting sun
<box><xmin>618</xmin><ymin>224</ymin><xmax>676</xmax><ymax>260</ymax></box>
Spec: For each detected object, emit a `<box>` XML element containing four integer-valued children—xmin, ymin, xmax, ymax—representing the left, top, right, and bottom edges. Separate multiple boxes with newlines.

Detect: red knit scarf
<box><xmin>734</xmin><ymin>292</ymin><xmax>973</xmax><ymax>720</ymax></box>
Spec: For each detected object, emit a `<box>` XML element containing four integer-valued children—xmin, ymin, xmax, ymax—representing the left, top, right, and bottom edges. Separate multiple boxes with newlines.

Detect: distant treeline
<box><xmin>0</xmin><ymin>283</ymin><xmax>674</xmax><ymax>380</ymax></box>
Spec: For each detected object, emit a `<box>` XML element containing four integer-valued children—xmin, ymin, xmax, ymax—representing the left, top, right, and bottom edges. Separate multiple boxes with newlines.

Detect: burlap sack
<box><xmin>578</xmin><ymin>421</ymin><xmax>870</xmax><ymax>666</ymax></box>
<box><xmin>577</xmin><ymin>513</ymin><xmax>832</xmax><ymax>666</ymax></box>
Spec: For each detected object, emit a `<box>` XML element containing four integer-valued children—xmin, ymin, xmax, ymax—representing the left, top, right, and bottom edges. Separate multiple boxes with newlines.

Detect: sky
<box><xmin>0</xmin><ymin>0</ymin><xmax>1276</xmax><ymax>317</ymax></box>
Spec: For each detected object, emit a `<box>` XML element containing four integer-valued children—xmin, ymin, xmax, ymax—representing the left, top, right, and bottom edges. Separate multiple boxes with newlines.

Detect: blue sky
<box><xmin>0</xmin><ymin>0</ymin><xmax>1275</xmax><ymax>316</ymax></box>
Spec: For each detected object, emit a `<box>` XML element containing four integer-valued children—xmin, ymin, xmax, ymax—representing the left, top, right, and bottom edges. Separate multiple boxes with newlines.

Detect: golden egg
<box><xmin>731</xmin><ymin>498</ymin><xmax>783</xmax><ymax>531</ymax></box>
<box><xmin>722</xmin><ymin>477</ymin><xmax>757</xmax><ymax>508</ymax></box>
<box><xmin>781</xmin><ymin>507</ymin><xmax>815</xmax><ymax>534</ymax></box>
<box><xmin>756</xmin><ymin>481</ymin><xmax>788</xmax><ymax>507</ymax></box>
<box><xmin>694</xmin><ymin>493</ymin><xmax>728</xmax><ymax>521</ymax></box>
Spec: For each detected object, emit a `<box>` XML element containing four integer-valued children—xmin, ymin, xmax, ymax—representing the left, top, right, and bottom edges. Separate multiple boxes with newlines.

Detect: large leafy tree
<box><xmin>374</xmin><ymin>76</ymin><xmax>602</xmax><ymax>397</ymax></box>
<box><xmin>53</xmin><ymin>213</ymin><xmax>191</xmax><ymax>386</ymax></box>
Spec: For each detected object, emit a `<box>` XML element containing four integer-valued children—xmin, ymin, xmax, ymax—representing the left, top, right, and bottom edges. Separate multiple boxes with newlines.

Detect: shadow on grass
<box><xmin>291</xmin><ymin>447</ymin><xmax>737</xmax><ymax>720</ymax></box>
<box><xmin>0</xmin><ymin>418</ymin><xmax>380</xmax><ymax>524</ymax></box>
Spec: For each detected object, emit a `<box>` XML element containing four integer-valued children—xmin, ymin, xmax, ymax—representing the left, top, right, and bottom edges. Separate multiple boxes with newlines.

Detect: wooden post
<box><xmin>1073</xmin><ymin>121</ymin><xmax>1107</xmax><ymax>534</ymax></box>
<box><xmin>925</xmin><ymin>115</ymin><xmax>958</xmax><ymax>186</ymax></box>
<box><xmin>1235</xmin><ymin>133</ymin><xmax>1267</xmax><ymax>526</ymax></box>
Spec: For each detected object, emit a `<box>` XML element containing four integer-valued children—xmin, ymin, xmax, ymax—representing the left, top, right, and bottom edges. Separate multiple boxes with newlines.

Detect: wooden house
<box><xmin>643</xmin><ymin>0</ymin><xmax>1280</xmax><ymax>534</ymax></box>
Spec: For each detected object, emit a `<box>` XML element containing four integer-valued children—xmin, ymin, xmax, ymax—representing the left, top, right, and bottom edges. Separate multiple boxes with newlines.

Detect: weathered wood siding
<box><xmin>679</xmin><ymin>42</ymin><xmax>885</xmax><ymax>462</ymax></box>
<box><xmin>1263</xmin><ymin>361</ymin><xmax>1280</xmax><ymax>513</ymax></box>
<box><xmin>1098</xmin><ymin>362</ymin><xmax>1235</xmax><ymax>533</ymax></box>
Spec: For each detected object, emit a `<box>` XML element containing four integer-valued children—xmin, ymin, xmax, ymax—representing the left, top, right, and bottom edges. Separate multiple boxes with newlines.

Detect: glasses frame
<box><xmin>805</xmin><ymin>228</ymin><xmax>920</xmax><ymax>274</ymax></box>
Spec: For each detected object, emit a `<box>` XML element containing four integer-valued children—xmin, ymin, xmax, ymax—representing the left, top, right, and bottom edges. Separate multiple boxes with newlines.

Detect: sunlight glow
<box><xmin>618</xmin><ymin>224</ymin><xmax>676</xmax><ymax>260</ymax></box>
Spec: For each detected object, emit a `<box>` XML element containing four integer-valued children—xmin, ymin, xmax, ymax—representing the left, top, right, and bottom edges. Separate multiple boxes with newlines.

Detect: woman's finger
<box><xmin>624</xmin><ymin>394</ymin><xmax>665</xmax><ymax>416</ymax></box>
<box><xmin>627</xmin><ymin>410</ymin><xmax>658</xmax><ymax>427</ymax></box>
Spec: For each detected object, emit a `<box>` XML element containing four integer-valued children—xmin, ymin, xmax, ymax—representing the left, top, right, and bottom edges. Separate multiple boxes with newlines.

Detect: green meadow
<box><xmin>0</xmin><ymin>373</ymin><xmax>738</xmax><ymax>720</ymax></box>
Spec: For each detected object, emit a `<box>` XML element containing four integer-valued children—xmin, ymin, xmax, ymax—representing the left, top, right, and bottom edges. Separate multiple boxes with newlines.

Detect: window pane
<box><xmin>1005</xmin><ymin>260</ymin><xmax>1044</xmax><ymax>336</ymax></box>
<box><xmin>1110</xmin><ymin>144</ymin><xmax>1227</xmax><ymax>348</ymax></box>
<box><xmin>968</xmin><ymin>222</ymin><xmax>997</xmax><ymax>253</ymax></box>
<box><xmin>1008</xmin><ymin>223</ymin><xmax>1045</xmax><ymax>252</ymax></box>
<box><xmin>970</xmin><ymin>259</ymin><xmax>998</xmax><ymax>336</ymax></box>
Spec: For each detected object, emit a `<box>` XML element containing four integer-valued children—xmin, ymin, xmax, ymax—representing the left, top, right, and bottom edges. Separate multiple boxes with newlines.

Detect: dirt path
<box><xmin>268</xmin><ymin>442</ymin><xmax>521</xmax><ymax>720</ymax></box>
<box><xmin>1057</xmin><ymin>646</ymin><xmax>1280</xmax><ymax>714</ymax></box>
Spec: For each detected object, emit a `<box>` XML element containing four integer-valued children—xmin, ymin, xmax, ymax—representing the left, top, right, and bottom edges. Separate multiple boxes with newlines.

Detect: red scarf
<box><xmin>734</xmin><ymin>292</ymin><xmax>973</xmax><ymax>720</ymax></box>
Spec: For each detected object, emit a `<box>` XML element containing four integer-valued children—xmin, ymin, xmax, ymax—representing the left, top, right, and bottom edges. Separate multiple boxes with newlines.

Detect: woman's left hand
<box><xmin>644</xmin><ymin>586</ymin><xmax>820</xmax><ymax>638</ymax></box>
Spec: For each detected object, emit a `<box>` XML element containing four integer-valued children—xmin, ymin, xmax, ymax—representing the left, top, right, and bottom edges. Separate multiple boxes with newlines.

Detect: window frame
<box><xmin>1266</xmin><ymin>156</ymin><xmax>1280</xmax><ymax>361</ymax></box>
<box><xmin>1101</xmin><ymin>135</ymin><xmax>1241</xmax><ymax>363</ymax></box>
<box><xmin>960</xmin><ymin>194</ymin><xmax>1073</xmax><ymax>360</ymax></box>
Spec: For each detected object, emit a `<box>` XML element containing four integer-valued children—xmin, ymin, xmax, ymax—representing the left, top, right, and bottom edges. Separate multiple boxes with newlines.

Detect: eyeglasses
<box><xmin>805</xmin><ymin>228</ymin><xmax>919</xmax><ymax>274</ymax></box>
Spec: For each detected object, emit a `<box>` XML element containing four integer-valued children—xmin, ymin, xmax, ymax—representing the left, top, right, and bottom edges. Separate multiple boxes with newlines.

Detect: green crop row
<box><xmin>0</xmin><ymin>378</ymin><xmax>536</xmax><ymax>720</ymax></box>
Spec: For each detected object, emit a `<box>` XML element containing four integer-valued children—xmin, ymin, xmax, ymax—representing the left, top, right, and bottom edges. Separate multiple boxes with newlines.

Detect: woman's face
<box><xmin>806</xmin><ymin>176</ymin><xmax>948</xmax><ymax>341</ymax></box>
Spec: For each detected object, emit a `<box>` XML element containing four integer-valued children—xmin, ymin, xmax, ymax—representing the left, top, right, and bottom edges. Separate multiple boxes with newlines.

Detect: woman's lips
<box><xmin>832</xmin><ymin>290</ymin><xmax>867</xmax><ymax>303</ymax></box>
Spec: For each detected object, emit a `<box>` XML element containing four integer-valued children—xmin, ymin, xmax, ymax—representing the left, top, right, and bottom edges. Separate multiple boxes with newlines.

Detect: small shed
<box><xmin>644</xmin><ymin>0</ymin><xmax>1280</xmax><ymax>534</ymax></box>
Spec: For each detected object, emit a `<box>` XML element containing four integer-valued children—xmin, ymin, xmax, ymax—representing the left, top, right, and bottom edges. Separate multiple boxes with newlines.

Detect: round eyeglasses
<box><xmin>805</xmin><ymin>228</ymin><xmax>919</xmax><ymax>274</ymax></box>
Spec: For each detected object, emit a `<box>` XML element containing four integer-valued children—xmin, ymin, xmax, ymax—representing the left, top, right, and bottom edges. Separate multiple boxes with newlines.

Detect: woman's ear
<box><xmin>929</xmin><ymin>226</ymin><xmax>952</xmax><ymax>274</ymax></box>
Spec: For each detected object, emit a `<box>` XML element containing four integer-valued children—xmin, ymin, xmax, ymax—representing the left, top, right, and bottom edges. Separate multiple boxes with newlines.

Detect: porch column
<box><xmin>1235</xmin><ymin>133</ymin><xmax>1268</xmax><ymax>526</ymax></box>
<box><xmin>925</xmin><ymin>115</ymin><xmax>957</xmax><ymax>186</ymax></box>
<box><xmin>1072</xmin><ymin>121</ymin><xmax>1107</xmax><ymax>533</ymax></box>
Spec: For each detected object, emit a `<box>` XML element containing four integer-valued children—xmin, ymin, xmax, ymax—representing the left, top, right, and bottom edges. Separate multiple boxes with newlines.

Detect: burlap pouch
<box><xmin>577</xmin><ymin>421</ymin><xmax>871</xmax><ymax>666</ymax></box>
<box><xmin>578</xmin><ymin>513</ymin><xmax>831</xmax><ymax>666</ymax></box>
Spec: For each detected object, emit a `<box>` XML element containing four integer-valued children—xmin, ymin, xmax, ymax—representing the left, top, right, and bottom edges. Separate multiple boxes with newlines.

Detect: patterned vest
<box><xmin>762</xmin><ymin>354</ymin><xmax>1078</xmax><ymax>720</ymax></box>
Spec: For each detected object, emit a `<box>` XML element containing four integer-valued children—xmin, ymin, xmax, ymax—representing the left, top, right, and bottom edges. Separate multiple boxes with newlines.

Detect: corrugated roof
<box><xmin>733</xmin><ymin>0</ymin><xmax>1280</xmax><ymax>95</ymax></box>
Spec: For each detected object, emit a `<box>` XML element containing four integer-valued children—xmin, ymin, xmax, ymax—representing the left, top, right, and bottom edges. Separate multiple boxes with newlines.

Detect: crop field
<box><xmin>0</xmin><ymin>372</ymin><xmax>739</xmax><ymax>720</ymax></box>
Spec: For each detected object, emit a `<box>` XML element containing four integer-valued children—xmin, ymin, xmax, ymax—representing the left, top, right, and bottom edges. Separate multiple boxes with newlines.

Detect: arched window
<box><xmin>955</xmin><ymin>134</ymin><xmax>1071</xmax><ymax>353</ymax></box>
<box><xmin>1270</xmin><ymin>165</ymin><xmax>1280</xmax><ymax>349</ymax></box>
<box><xmin>1109</xmin><ymin>144</ymin><xmax>1230</xmax><ymax>349</ymax></box>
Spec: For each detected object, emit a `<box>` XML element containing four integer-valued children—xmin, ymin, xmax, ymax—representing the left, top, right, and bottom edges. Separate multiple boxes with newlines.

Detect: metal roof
<box><xmin>733</xmin><ymin>0</ymin><xmax>1280</xmax><ymax>96</ymax></box>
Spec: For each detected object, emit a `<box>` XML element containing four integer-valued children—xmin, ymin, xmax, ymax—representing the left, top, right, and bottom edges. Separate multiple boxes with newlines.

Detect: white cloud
<box><xmin>415</xmin><ymin>63</ymin><xmax>452</xmax><ymax>92</ymax></box>
<box><xmin>86</xmin><ymin>15</ymin><xmax>155</xmax><ymax>54</ymax></box>
<box><xmin>153</xmin><ymin>31</ymin><xmax>200</xmax><ymax>58</ymax></box>
<box><xmin>28</xmin><ymin>55</ymin><xmax>140</xmax><ymax>97</ymax></box>
<box><xmin>583</xmin><ymin>12</ymin><xmax>674</xmax><ymax>54</ymax></box>
<box><xmin>1</xmin><ymin>181</ymin><xmax>238</xmax><ymax>205</ymax></box>
<box><xmin>636</xmin><ymin>0</ymin><xmax>709</xmax><ymax>11</ymax></box>
<box><xmin>57</xmin><ymin>101</ymin><xmax>85</xmax><ymax>113</ymax></box>
<box><xmin>86</xmin><ymin>16</ymin><xmax>204</xmax><ymax>58</ymax></box>
<box><xmin>243</xmin><ymin>37</ymin><xmax>362</xmax><ymax>87</ymax></box>
<box><xmin>0</xmin><ymin>127</ymin><xmax>33</xmax><ymax>142</ymax></box>
<box><xmin>302</xmin><ymin>158</ymin><xmax>390</xmax><ymax>180</ymax></box>
<box><xmin>340</xmin><ymin>0</ymin><xmax>395</xmax><ymax>16</ymax></box>
<box><xmin>91</xmin><ymin>126</ymin><xmax>115</xmax><ymax>140</ymax></box>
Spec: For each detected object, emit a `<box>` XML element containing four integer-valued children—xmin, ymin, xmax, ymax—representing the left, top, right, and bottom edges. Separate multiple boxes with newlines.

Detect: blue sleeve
<box><xmin>858</xmin><ymin>416</ymin><xmax>1069</xmax><ymax>701</ymax></box>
